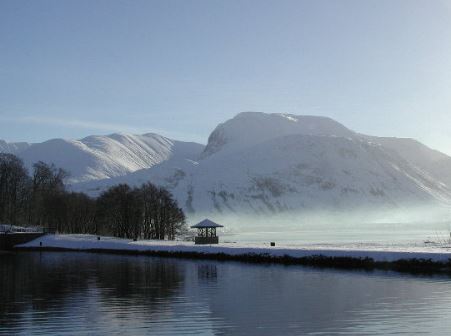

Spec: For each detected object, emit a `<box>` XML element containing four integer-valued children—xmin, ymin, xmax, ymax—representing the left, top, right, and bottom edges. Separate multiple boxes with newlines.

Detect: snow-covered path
<box><xmin>16</xmin><ymin>234</ymin><xmax>451</xmax><ymax>263</ymax></box>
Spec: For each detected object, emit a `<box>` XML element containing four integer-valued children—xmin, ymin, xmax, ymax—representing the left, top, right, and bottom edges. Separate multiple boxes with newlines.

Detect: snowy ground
<box><xmin>0</xmin><ymin>224</ymin><xmax>42</xmax><ymax>233</ymax></box>
<box><xmin>16</xmin><ymin>234</ymin><xmax>451</xmax><ymax>263</ymax></box>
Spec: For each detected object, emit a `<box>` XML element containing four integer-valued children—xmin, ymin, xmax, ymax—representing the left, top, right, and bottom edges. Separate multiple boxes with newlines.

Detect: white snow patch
<box><xmin>17</xmin><ymin>234</ymin><xmax>451</xmax><ymax>263</ymax></box>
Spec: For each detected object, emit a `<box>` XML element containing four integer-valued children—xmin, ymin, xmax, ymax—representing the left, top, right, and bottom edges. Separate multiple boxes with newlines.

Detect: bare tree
<box><xmin>51</xmin><ymin>192</ymin><xmax>97</xmax><ymax>234</ymax></box>
<box><xmin>30</xmin><ymin>161</ymin><xmax>68</xmax><ymax>228</ymax></box>
<box><xmin>0</xmin><ymin>155</ymin><xmax>186</xmax><ymax>239</ymax></box>
<box><xmin>96</xmin><ymin>184</ymin><xmax>141</xmax><ymax>239</ymax></box>
<box><xmin>139</xmin><ymin>182</ymin><xmax>159</xmax><ymax>239</ymax></box>
<box><xmin>138</xmin><ymin>183</ymin><xmax>186</xmax><ymax>240</ymax></box>
<box><xmin>0</xmin><ymin>154</ymin><xmax>30</xmax><ymax>226</ymax></box>
<box><xmin>96</xmin><ymin>182</ymin><xmax>186</xmax><ymax>240</ymax></box>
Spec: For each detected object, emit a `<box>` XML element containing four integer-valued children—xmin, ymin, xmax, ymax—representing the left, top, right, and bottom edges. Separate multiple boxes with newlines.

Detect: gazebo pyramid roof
<box><xmin>191</xmin><ymin>218</ymin><xmax>224</xmax><ymax>228</ymax></box>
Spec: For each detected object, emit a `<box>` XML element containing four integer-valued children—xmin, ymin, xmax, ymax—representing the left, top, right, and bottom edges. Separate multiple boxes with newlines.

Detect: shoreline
<box><xmin>13</xmin><ymin>234</ymin><xmax>451</xmax><ymax>275</ymax></box>
<box><xmin>13</xmin><ymin>246</ymin><xmax>451</xmax><ymax>274</ymax></box>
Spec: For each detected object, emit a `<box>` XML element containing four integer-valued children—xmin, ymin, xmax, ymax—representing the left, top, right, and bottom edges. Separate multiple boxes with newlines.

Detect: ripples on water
<box><xmin>2</xmin><ymin>252</ymin><xmax>451</xmax><ymax>335</ymax></box>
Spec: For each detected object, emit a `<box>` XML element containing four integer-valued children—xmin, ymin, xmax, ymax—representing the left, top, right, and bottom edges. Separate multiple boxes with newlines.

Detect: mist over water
<box><xmin>193</xmin><ymin>204</ymin><xmax>451</xmax><ymax>245</ymax></box>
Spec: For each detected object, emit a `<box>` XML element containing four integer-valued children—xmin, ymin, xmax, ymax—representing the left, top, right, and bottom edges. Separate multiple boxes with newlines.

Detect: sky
<box><xmin>1</xmin><ymin>0</ymin><xmax>451</xmax><ymax>154</ymax></box>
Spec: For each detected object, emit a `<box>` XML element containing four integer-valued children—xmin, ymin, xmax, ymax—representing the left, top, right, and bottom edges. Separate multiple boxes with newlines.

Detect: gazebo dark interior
<box><xmin>191</xmin><ymin>219</ymin><xmax>224</xmax><ymax>245</ymax></box>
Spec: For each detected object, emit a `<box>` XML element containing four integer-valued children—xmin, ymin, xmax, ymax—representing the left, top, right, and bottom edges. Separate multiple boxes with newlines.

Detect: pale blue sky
<box><xmin>1</xmin><ymin>0</ymin><xmax>451</xmax><ymax>153</ymax></box>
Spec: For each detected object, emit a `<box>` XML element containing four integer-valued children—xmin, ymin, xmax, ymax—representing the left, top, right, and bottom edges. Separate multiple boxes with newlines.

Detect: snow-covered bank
<box><xmin>0</xmin><ymin>224</ymin><xmax>42</xmax><ymax>233</ymax></box>
<box><xmin>15</xmin><ymin>234</ymin><xmax>451</xmax><ymax>265</ymax></box>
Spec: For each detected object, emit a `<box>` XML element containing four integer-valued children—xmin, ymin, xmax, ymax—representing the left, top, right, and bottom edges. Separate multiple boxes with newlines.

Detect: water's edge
<box><xmin>14</xmin><ymin>246</ymin><xmax>451</xmax><ymax>275</ymax></box>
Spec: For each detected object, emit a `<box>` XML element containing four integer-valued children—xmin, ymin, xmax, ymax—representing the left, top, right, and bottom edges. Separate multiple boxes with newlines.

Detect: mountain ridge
<box><xmin>63</xmin><ymin>112</ymin><xmax>451</xmax><ymax>217</ymax></box>
<box><xmin>3</xmin><ymin>112</ymin><xmax>451</xmax><ymax>217</ymax></box>
<box><xmin>0</xmin><ymin>133</ymin><xmax>205</xmax><ymax>184</ymax></box>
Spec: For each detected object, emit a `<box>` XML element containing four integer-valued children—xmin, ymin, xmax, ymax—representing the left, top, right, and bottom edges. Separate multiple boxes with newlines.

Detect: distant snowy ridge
<box><xmin>366</xmin><ymin>136</ymin><xmax>451</xmax><ymax>187</ymax></box>
<box><xmin>0</xmin><ymin>140</ymin><xmax>30</xmax><ymax>154</ymax></box>
<box><xmin>4</xmin><ymin>112</ymin><xmax>451</xmax><ymax>217</ymax></box>
<box><xmin>71</xmin><ymin>112</ymin><xmax>451</xmax><ymax>217</ymax></box>
<box><xmin>0</xmin><ymin>133</ymin><xmax>205</xmax><ymax>184</ymax></box>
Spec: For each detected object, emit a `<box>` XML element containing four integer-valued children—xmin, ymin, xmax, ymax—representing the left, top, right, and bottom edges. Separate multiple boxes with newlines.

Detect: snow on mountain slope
<box><xmin>73</xmin><ymin>112</ymin><xmax>451</xmax><ymax>217</ymax></box>
<box><xmin>367</xmin><ymin>136</ymin><xmax>451</xmax><ymax>187</ymax></box>
<box><xmin>171</xmin><ymin>136</ymin><xmax>451</xmax><ymax>213</ymax></box>
<box><xmin>202</xmin><ymin>112</ymin><xmax>354</xmax><ymax>157</ymax></box>
<box><xmin>2</xmin><ymin>133</ymin><xmax>204</xmax><ymax>184</ymax></box>
<box><xmin>0</xmin><ymin>140</ymin><xmax>30</xmax><ymax>154</ymax></box>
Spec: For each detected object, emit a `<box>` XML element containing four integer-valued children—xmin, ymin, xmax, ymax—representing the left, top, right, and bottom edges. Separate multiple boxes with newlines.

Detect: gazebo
<box><xmin>191</xmin><ymin>219</ymin><xmax>223</xmax><ymax>245</ymax></box>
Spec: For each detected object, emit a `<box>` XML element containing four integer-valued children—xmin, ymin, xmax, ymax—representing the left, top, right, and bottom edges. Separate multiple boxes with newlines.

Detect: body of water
<box><xmin>2</xmin><ymin>252</ymin><xmax>451</xmax><ymax>335</ymax></box>
<box><xmin>222</xmin><ymin>222</ymin><xmax>451</xmax><ymax>246</ymax></box>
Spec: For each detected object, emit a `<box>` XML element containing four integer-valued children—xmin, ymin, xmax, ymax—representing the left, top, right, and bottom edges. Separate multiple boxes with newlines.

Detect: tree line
<box><xmin>0</xmin><ymin>153</ymin><xmax>186</xmax><ymax>240</ymax></box>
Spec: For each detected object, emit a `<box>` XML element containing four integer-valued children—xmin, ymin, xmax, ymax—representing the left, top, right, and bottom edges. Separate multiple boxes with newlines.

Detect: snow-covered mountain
<box><xmin>202</xmin><ymin>112</ymin><xmax>354</xmax><ymax>157</ymax></box>
<box><xmin>71</xmin><ymin>112</ymin><xmax>451</xmax><ymax>217</ymax></box>
<box><xmin>0</xmin><ymin>140</ymin><xmax>30</xmax><ymax>154</ymax></box>
<box><xmin>0</xmin><ymin>133</ymin><xmax>204</xmax><ymax>184</ymax></box>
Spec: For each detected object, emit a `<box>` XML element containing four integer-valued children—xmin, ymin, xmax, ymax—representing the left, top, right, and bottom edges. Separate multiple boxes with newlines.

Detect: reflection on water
<box><xmin>2</xmin><ymin>252</ymin><xmax>451</xmax><ymax>335</ymax></box>
<box><xmin>198</xmin><ymin>264</ymin><xmax>218</xmax><ymax>282</ymax></box>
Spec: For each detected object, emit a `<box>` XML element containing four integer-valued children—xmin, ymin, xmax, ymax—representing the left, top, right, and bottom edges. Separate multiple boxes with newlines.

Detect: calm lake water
<box><xmin>222</xmin><ymin>222</ymin><xmax>451</xmax><ymax>246</ymax></box>
<box><xmin>2</xmin><ymin>252</ymin><xmax>451</xmax><ymax>335</ymax></box>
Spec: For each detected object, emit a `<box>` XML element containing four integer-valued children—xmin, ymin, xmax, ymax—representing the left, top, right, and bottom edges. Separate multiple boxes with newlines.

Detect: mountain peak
<box><xmin>202</xmin><ymin>112</ymin><xmax>354</xmax><ymax>158</ymax></box>
<box><xmin>0</xmin><ymin>132</ymin><xmax>204</xmax><ymax>184</ymax></box>
<box><xmin>0</xmin><ymin>140</ymin><xmax>31</xmax><ymax>154</ymax></box>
